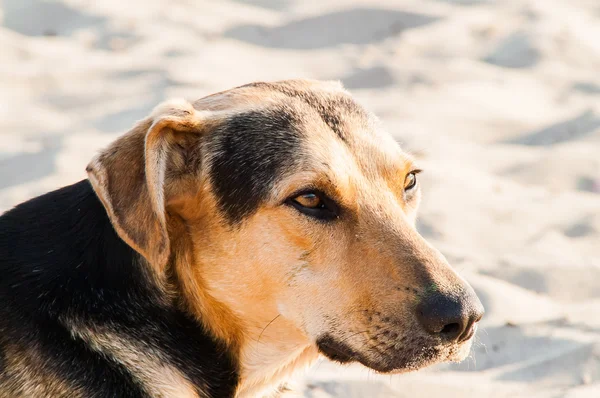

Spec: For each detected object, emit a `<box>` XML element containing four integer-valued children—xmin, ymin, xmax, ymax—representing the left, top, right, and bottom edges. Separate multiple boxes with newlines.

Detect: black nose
<box><xmin>416</xmin><ymin>289</ymin><xmax>484</xmax><ymax>343</ymax></box>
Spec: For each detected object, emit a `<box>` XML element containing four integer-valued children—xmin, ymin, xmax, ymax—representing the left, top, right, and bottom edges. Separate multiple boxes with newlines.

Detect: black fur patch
<box><xmin>209</xmin><ymin>106</ymin><xmax>304</xmax><ymax>224</ymax></box>
<box><xmin>0</xmin><ymin>181</ymin><xmax>239</xmax><ymax>397</ymax></box>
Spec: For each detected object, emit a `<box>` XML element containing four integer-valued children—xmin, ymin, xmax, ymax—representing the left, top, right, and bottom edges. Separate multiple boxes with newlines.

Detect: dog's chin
<box><xmin>316</xmin><ymin>333</ymin><xmax>475</xmax><ymax>374</ymax></box>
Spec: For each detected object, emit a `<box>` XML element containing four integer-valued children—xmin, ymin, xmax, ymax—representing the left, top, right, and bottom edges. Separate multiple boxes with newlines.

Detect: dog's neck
<box><xmin>176</xmin><ymin>285</ymin><xmax>319</xmax><ymax>397</ymax></box>
<box><xmin>234</xmin><ymin>316</ymin><xmax>319</xmax><ymax>397</ymax></box>
<box><xmin>162</xmin><ymin>213</ymin><xmax>319</xmax><ymax>398</ymax></box>
<box><xmin>168</xmin><ymin>231</ymin><xmax>319</xmax><ymax>397</ymax></box>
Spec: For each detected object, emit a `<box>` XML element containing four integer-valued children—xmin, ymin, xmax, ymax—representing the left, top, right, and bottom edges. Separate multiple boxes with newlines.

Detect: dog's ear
<box><xmin>86</xmin><ymin>99</ymin><xmax>206</xmax><ymax>274</ymax></box>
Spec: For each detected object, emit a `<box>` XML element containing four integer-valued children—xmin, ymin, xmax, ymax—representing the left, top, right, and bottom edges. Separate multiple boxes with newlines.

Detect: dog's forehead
<box><xmin>201</xmin><ymin>80</ymin><xmax>406</xmax><ymax>223</ymax></box>
<box><xmin>196</xmin><ymin>79</ymin><xmax>372</xmax><ymax>135</ymax></box>
<box><xmin>195</xmin><ymin>79</ymin><xmax>349</xmax><ymax>110</ymax></box>
<box><xmin>198</xmin><ymin>79</ymin><xmax>400</xmax><ymax>153</ymax></box>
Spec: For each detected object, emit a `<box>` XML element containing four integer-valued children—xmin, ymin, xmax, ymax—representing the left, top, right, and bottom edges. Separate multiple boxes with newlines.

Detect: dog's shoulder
<box><xmin>0</xmin><ymin>180</ymin><xmax>239</xmax><ymax>398</ymax></box>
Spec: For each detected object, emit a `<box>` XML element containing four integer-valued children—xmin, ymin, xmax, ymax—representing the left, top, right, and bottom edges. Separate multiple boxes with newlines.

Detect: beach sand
<box><xmin>1</xmin><ymin>0</ymin><xmax>600</xmax><ymax>396</ymax></box>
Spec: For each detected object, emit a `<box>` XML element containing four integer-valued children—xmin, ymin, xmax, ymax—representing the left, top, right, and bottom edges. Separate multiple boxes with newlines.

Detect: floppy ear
<box><xmin>86</xmin><ymin>99</ymin><xmax>206</xmax><ymax>274</ymax></box>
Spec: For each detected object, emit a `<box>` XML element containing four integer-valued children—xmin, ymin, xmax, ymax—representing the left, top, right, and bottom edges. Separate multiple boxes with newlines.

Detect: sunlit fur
<box><xmin>0</xmin><ymin>80</ymin><xmax>481</xmax><ymax>398</ymax></box>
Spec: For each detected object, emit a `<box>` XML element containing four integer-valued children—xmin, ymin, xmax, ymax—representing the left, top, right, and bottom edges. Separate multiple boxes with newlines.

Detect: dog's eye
<box><xmin>287</xmin><ymin>191</ymin><xmax>339</xmax><ymax>221</ymax></box>
<box><xmin>294</xmin><ymin>193</ymin><xmax>322</xmax><ymax>209</ymax></box>
<box><xmin>404</xmin><ymin>171</ymin><xmax>420</xmax><ymax>191</ymax></box>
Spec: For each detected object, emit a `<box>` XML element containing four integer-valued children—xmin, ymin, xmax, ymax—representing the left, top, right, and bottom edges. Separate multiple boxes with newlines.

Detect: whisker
<box><xmin>257</xmin><ymin>314</ymin><xmax>281</xmax><ymax>343</ymax></box>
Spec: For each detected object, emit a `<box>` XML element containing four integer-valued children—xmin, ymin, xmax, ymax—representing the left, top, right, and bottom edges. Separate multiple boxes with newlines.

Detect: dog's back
<box><xmin>0</xmin><ymin>180</ymin><xmax>238</xmax><ymax>397</ymax></box>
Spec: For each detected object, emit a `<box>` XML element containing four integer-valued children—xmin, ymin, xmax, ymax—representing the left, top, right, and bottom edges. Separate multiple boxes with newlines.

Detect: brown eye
<box><xmin>286</xmin><ymin>190</ymin><xmax>339</xmax><ymax>221</ymax></box>
<box><xmin>293</xmin><ymin>193</ymin><xmax>322</xmax><ymax>209</ymax></box>
<box><xmin>404</xmin><ymin>171</ymin><xmax>418</xmax><ymax>191</ymax></box>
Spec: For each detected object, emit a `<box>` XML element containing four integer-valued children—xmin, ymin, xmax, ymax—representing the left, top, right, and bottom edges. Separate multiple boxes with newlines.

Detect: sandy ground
<box><xmin>1</xmin><ymin>0</ymin><xmax>600</xmax><ymax>396</ymax></box>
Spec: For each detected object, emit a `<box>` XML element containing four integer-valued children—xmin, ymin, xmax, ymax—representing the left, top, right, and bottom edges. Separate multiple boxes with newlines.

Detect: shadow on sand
<box><xmin>224</xmin><ymin>8</ymin><xmax>438</xmax><ymax>49</ymax></box>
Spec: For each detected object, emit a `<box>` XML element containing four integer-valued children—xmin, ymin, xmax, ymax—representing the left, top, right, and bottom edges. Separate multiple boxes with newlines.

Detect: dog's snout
<box><xmin>416</xmin><ymin>289</ymin><xmax>484</xmax><ymax>343</ymax></box>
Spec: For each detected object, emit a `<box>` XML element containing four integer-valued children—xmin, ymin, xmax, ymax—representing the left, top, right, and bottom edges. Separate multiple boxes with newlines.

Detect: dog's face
<box><xmin>87</xmin><ymin>80</ymin><xmax>483</xmax><ymax>376</ymax></box>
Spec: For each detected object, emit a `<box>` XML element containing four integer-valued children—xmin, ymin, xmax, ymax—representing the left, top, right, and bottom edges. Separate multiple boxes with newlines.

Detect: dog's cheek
<box><xmin>405</xmin><ymin>190</ymin><xmax>422</xmax><ymax>225</ymax></box>
<box><xmin>274</xmin><ymin>273</ymin><xmax>335</xmax><ymax>340</ymax></box>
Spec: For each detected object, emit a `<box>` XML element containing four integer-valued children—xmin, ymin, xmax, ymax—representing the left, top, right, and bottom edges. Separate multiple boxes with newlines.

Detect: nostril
<box><xmin>440</xmin><ymin>322</ymin><xmax>461</xmax><ymax>338</ymax></box>
<box><xmin>415</xmin><ymin>292</ymin><xmax>475</xmax><ymax>342</ymax></box>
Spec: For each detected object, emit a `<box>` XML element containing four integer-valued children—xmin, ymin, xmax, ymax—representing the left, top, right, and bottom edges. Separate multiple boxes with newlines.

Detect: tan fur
<box><xmin>65</xmin><ymin>320</ymin><xmax>200</xmax><ymax>398</ymax></box>
<box><xmin>87</xmin><ymin>99</ymin><xmax>209</xmax><ymax>275</ymax></box>
<box><xmin>85</xmin><ymin>79</ymin><xmax>479</xmax><ymax>396</ymax></box>
<box><xmin>168</xmin><ymin>206</ymin><xmax>245</xmax><ymax>350</ymax></box>
<box><xmin>0</xmin><ymin>343</ymin><xmax>84</xmax><ymax>398</ymax></box>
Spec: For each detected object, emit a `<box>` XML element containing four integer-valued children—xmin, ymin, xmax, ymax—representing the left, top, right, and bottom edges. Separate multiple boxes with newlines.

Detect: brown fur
<box><xmin>0</xmin><ymin>79</ymin><xmax>481</xmax><ymax>397</ymax></box>
<box><xmin>65</xmin><ymin>321</ymin><xmax>200</xmax><ymax>398</ymax></box>
<box><xmin>0</xmin><ymin>343</ymin><xmax>84</xmax><ymax>398</ymax></box>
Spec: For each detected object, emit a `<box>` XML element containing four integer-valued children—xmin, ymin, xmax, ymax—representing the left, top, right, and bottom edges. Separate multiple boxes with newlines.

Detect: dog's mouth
<box><xmin>316</xmin><ymin>329</ymin><xmax>475</xmax><ymax>373</ymax></box>
<box><xmin>316</xmin><ymin>335</ymin><xmax>362</xmax><ymax>364</ymax></box>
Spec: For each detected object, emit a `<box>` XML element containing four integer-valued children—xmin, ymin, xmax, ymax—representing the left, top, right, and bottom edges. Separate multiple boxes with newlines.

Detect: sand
<box><xmin>1</xmin><ymin>0</ymin><xmax>600</xmax><ymax>396</ymax></box>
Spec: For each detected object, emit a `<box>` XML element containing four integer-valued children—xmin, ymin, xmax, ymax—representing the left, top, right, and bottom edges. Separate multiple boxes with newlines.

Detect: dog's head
<box><xmin>87</xmin><ymin>79</ymin><xmax>483</xmax><ymax>375</ymax></box>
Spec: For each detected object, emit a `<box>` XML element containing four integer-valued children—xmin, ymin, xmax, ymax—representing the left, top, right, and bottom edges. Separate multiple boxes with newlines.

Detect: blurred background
<box><xmin>1</xmin><ymin>0</ymin><xmax>600</xmax><ymax>396</ymax></box>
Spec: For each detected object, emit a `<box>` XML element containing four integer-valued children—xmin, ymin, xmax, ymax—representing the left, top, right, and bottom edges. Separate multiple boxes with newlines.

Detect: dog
<box><xmin>0</xmin><ymin>79</ymin><xmax>484</xmax><ymax>397</ymax></box>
